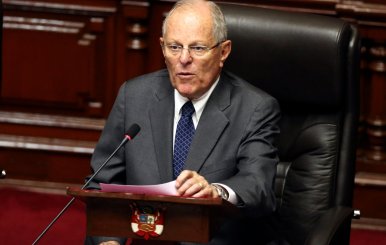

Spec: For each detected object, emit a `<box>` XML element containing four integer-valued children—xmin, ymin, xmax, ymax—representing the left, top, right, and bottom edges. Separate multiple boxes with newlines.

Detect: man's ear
<box><xmin>219</xmin><ymin>40</ymin><xmax>232</xmax><ymax>67</ymax></box>
<box><xmin>160</xmin><ymin>37</ymin><xmax>166</xmax><ymax>56</ymax></box>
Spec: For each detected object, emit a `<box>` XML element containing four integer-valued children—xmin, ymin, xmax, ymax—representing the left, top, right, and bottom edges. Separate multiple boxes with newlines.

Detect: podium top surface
<box><xmin>67</xmin><ymin>187</ymin><xmax>233</xmax><ymax>207</ymax></box>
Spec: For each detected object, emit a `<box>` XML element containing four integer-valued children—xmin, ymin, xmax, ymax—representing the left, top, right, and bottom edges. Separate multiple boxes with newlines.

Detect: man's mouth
<box><xmin>177</xmin><ymin>72</ymin><xmax>194</xmax><ymax>78</ymax></box>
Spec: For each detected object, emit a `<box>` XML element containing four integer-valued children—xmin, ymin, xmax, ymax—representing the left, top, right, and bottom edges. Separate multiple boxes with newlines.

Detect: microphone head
<box><xmin>125</xmin><ymin>124</ymin><xmax>141</xmax><ymax>140</ymax></box>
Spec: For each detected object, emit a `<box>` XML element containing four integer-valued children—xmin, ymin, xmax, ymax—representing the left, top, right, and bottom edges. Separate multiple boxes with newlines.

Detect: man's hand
<box><xmin>175</xmin><ymin>170</ymin><xmax>219</xmax><ymax>198</ymax></box>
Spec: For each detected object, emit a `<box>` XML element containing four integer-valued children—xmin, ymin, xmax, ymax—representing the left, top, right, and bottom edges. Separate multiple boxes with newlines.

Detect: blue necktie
<box><xmin>173</xmin><ymin>101</ymin><xmax>195</xmax><ymax>179</ymax></box>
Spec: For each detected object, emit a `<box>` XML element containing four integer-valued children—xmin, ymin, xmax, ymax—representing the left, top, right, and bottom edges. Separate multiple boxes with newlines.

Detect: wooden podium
<box><xmin>67</xmin><ymin>187</ymin><xmax>238</xmax><ymax>244</ymax></box>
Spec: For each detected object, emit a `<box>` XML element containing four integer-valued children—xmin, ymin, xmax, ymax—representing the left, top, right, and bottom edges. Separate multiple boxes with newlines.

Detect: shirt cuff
<box><xmin>214</xmin><ymin>183</ymin><xmax>238</xmax><ymax>205</ymax></box>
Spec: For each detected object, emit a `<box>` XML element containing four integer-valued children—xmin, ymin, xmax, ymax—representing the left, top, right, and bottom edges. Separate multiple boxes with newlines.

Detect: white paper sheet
<box><xmin>100</xmin><ymin>181</ymin><xmax>179</xmax><ymax>196</ymax></box>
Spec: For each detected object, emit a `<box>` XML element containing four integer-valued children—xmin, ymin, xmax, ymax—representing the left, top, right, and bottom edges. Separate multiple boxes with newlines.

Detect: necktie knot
<box><xmin>181</xmin><ymin>101</ymin><xmax>195</xmax><ymax>118</ymax></box>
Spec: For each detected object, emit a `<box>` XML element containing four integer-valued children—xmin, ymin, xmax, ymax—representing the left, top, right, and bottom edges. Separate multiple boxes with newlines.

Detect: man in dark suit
<box><xmin>85</xmin><ymin>0</ymin><xmax>280</xmax><ymax>244</ymax></box>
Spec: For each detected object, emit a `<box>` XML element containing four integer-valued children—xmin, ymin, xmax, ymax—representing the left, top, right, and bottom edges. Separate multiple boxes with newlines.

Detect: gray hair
<box><xmin>162</xmin><ymin>0</ymin><xmax>227</xmax><ymax>43</ymax></box>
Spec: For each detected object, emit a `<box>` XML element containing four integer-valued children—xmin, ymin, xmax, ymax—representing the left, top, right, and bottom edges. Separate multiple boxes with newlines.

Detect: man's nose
<box><xmin>179</xmin><ymin>48</ymin><xmax>193</xmax><ymax>64</ymax></box>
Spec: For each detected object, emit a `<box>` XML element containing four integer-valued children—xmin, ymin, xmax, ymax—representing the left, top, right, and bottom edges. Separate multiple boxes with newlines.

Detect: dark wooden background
<box><xmin>1</xmin><ymin>0</ymin><xmax>385</xmax><ymax>230</ymax></box>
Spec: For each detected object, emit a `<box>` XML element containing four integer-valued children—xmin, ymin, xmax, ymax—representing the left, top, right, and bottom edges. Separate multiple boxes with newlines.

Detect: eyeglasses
<box><xmin>162</xmin><ymin>41</ymin><xmax>223</xmax><ymax>57</ymax></box>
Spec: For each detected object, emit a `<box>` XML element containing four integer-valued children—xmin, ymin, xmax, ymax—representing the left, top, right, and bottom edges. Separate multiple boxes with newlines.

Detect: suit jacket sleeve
<box><xmin>214</xmin><ymin>79</ymin><xmax>281</xmax><ymax>217</ymax></box>
<box><xmin>231</xmin><ymin>95</ymin><xmax>280</xmax><ymax>216</ymax></box>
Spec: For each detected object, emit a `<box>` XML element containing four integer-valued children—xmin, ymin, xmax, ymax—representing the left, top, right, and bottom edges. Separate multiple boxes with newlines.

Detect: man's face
<box><xmin>160</xmin><ymin>6</ymin><xmax>231</xmax><ymax>100</ymax></box>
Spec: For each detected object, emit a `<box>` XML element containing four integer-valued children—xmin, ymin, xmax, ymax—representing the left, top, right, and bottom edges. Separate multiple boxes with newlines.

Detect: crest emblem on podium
<box><xmin>131</xmin><ymin>205</ymin><xmax>164</xmax><ymax>240</ymax></box>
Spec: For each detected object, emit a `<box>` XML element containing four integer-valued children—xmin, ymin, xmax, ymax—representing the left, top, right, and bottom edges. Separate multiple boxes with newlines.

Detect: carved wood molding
<box><xmin>3</xmin><ymin>0</ymin><xmax>117</xmax><ymax>15</ymax></box>
<box><xmin>0</xmin><ymin>134</ymin><xmax>96</xmax><ymax>154</ymax></box>
<box><xmin>352</xmin><ymin>217</ymin><xmax>386</xmax><ymax>231</ymax></box>
<box><xmin>360</xmin><ymin>41</ymin><xmax>386</xmax><ymax>163</ymax></box>
<box><xmin>337</xmin><ymin>1</ymin><xmax>386</xmax><ymax>18</ymax></box>
<box><xmin>3</xmin><ymin>16</ymin><xmax>84</xmax><ymax>34</ymax></box>
<box><xmin>121</xmin><ymin>1</ymin><xmax>149</xmax><ymax>51</ymax></box>
<box><xmin>78</xmin><ymin>17</ymin><xmax>105</xmax><ymax>46</ymax></box>
<box><xmin>3</xmin><ymin>0</ymin><xmax>113</xmax><ymax>46</ymax></box>
<box><xmin>3</xmin><ymin>15</ymin><xmax>105</xmax><ymax>49</ymax></box>
<box><xmin>126</xmin><ymin>22</ymin><xmax>148</xmax><ymax>50</ymax></box>
<box><xmin>2</xmin><ymin>1</ymin><xmax>118</xmax><ymax>117</ymax></box>
<box><xmin>0</xmin><ymin>111</ymin><xmax>105</xmax><ymax>130</ymax></box>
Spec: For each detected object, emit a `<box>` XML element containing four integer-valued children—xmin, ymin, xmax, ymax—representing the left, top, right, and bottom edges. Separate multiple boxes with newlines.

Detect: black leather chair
<box><xmin>219</xmin><ymin>3</ymin><xmax>360</xmax><ymax>245</ymax></box>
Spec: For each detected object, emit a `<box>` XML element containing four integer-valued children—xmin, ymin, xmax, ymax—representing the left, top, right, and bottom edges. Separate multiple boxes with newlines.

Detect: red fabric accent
<box><xmin>0</xmin><ymin>187</ymin><xmax>86</xmax><ymax>244</ymax></box>
<box><xmin>351</xmin><ymin>228</ymin><xmax>386</xmax><ymax>245</ymax></box>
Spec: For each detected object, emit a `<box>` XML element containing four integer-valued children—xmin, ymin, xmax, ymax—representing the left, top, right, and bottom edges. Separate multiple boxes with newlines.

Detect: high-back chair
<box><xmin>220</xmin><ymin>3</ymin><xmax>360</xmax><ymax>245</ymax></box>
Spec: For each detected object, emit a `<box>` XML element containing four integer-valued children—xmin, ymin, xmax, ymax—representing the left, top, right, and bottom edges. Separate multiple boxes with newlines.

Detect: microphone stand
<box><xmin>32</xmin><ymin>136</ymin><xmax>131</xmax><ymax>245</ymax></box>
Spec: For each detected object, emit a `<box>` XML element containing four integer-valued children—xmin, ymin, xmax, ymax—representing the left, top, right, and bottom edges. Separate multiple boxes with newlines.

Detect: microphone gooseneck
<box><xmin>32</xmin><ymin>124</ymin><xmax>141</xmax><ymax>245</ymax></box>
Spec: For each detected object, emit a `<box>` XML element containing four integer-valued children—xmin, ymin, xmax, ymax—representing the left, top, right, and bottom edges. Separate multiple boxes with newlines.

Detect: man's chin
<box><xmin>175</xmin><ymin>87</ymin><xmax>196</xmax><ymax>99</ymax></box>
<box><xmin>178</xmin><ymin>91</ymin><xmax>195</xmax><ymax>99</ymax></box>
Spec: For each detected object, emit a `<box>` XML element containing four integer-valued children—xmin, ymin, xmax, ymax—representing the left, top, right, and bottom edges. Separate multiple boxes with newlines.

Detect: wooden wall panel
<box><xmin>146</xmin><ymin>1</ymin><xmax>171</xmax><ymax>73</ymax></box>
<box><xmin>0</xmin><ymin>0</ymin><xmax>385</xmax><ymax>227</ymax></box>
<box><xmin>336</xmin><ymin>1</ymin><xmax>386</xmax><ymax>171</ymax></box>
<box><xmin>2</xmin><ymin>0</ymin><xmax>117</xmax><ymax>117</ymax></box>
<box><xmin>0</xmin><ymin>147</ymin><xmax>92</xmax><ymax>183</ymax></box>
<box><xmin>116</xmin><ymin>1</ymin><xmax>150</xmax><ymax>91</ymax></box>
<box><xmin>3</xmin><ymin>18</ymin><xmax>94</xmax><ymax>103</ymax></box>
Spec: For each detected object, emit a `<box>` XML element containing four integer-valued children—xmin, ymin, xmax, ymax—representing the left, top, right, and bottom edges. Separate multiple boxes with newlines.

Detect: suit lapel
<box><xmin>149</xmin><ymin>78</ymin><xmax>175</xmax><ymax>182</ymax></box>
<box><xmin>184</xmin><ymin>77</ymin><xmax>231</xmax><ymax>172</ymax></box>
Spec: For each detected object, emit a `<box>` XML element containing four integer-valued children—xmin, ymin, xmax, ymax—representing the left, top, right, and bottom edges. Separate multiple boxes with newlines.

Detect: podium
<box><xmin>67</xmin><ymin>187</ymin><xmax>238</xmax><ymax>244</ymax></box>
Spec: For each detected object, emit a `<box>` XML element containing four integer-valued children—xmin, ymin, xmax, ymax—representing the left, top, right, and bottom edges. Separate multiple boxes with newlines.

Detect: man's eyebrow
<box><xmin>164</xmin><ymin>40</ymin><xmax>208</xmax><ymax>46</ymax></box>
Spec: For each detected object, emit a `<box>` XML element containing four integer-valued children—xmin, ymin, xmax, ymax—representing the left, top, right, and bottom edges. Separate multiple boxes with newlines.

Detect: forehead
<box><xmin>164</xmin><ymin>7</ymin><xmax>214</xmax><ymax>43</ymax></box>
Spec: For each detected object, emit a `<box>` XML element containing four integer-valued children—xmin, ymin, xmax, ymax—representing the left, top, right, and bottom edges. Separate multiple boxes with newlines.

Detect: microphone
<box><xmin>32</xmin><ymin>123</ymin><xmax>141</xmax><ymax>245</ymax></box>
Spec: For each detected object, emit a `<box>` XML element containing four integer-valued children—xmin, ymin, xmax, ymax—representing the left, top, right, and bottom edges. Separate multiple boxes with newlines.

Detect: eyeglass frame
<box><xmin>161</xmin><ymin>41</ymin><xmax>225</xmax><ymax>57</ymax></box>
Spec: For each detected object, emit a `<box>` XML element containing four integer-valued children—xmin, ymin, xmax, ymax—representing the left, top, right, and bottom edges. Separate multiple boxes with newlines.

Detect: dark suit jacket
<box><xmin>85</xmin><ymin>69</ymin><xmax>281</xmax><ymax>245</ymax></box>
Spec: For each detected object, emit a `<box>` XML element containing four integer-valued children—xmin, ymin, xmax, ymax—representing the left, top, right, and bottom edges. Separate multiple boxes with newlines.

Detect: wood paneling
<box><xmin>336</xmin><ymin>1</ymin><xmax>386</xmax><ymax>171</ymax></box>
<box><xmin>1</xmin><ymin>0</ymin><xmax>386</xmax><ymax>227</ymax></box>
<box><xmin>0</xmin><ymin>146</ymin><xmax>92</xmax><ymax>183</ymax></box>
<box><xmin>0</xmin><ymin>111</ymin><xmax>104</xmax><ymax>184</ymax></box>
<box><xmin>115</xmin><ymin>1</ymin><xmax>151</xmax><ymax>90</ymax></box>
<box><xmin>2</xmin><ymin>0</ymin><xmax>117</xmax><ymax>117</ymax></box>
<box><xmin>354</xmin><ymin>172</ymin><xmax>386</xmax><ymax>220</ymax></box>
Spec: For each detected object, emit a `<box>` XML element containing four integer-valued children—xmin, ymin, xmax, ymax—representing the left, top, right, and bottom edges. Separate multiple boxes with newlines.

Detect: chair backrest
<box><xmin>220</xmin><ymin>3</ymin><xmax>360</xmax><ymax>244</ymax></box>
